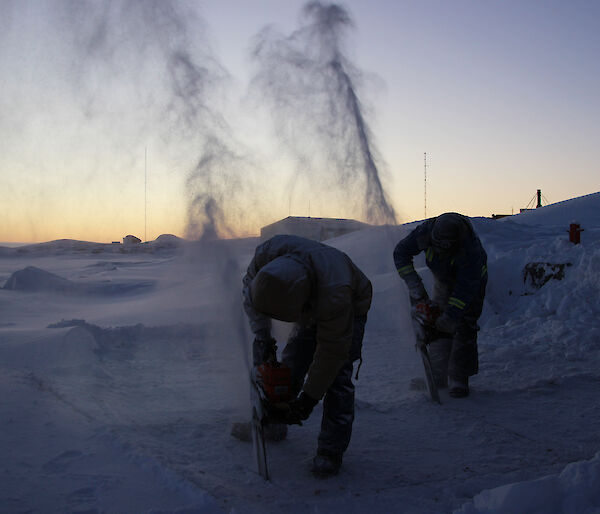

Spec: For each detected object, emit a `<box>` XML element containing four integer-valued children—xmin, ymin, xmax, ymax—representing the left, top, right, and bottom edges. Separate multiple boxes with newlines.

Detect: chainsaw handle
<box><xmin>414</xmin><ymin>301</ymin><xmax>441</xmax><ymax>325</ymax></box>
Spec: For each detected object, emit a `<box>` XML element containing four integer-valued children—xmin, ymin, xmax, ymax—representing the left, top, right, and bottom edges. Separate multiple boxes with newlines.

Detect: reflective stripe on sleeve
<box><xmin>448</xmin><ymin>297</ymin><xmax>466</xmax><ymax>310</ymax></box>
<box><xmin>397</xmin><ymin>264</ymin><xmax>415</xmax><ymax>277</ymax></box>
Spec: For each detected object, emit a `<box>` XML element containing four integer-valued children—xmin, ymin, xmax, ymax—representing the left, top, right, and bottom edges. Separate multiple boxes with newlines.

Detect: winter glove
<box><xmin>282</xmin><ymin>391</ymin><xmax>319</xmax><ymax>426</ymax></box>
<box><xmin>253</xmin><ymin>329</ymin><xmax>277</xmax><ymax>364</ymax></box>
<box><xmin>406</xmin><ymin>277</ymin><xmax>428</xmax><ymax>307</ymax></box>
<box><xmin>435</xmin><ymin>312</ymin><xmax>458</xmax><ymax>334</ymax></box>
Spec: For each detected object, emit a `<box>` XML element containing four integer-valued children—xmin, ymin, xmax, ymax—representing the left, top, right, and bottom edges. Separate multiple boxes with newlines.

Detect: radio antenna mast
<box><xmin>424</xmin><ymin>152</ymin><xmax>428</xmax><ymax>219</ymax></box>
<box><xmin>144</xmin><ymin>147</ymin><xmax>147</xmax><ymax>242</ymax></box>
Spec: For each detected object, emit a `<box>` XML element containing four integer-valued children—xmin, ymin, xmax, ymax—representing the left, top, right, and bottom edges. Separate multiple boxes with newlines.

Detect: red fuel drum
<box><xmin>258</xmin><ymin>363</ymin><xmax>292</xmax><ymax>403</ymax></box>
<box><xmin>568</xmin><ymin>223</ymin><xmax>583</xmax><ymax>244</ymax></box>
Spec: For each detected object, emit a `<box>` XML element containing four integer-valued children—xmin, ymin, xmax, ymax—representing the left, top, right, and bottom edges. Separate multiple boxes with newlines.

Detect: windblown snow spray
<box><xmin>251</xmin><ymin>1</ymin><xmax>397</xmax><ymax>225</ymax></box>
<box><xmin>57</xmin><ymin>0</ymin><xmax>257</xmax><ymax>241</ymax></box>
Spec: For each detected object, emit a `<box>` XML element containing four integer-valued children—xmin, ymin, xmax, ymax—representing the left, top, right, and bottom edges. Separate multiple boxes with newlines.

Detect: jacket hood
<box><xmin>250</xmin><ymin>256</ymin><xmax>310</xmax><ymax>322</ymax></box>
<box><xmin>431</xmin><ymin>212</ymin><xmax>471</xmax><ymax>252</ymax></box>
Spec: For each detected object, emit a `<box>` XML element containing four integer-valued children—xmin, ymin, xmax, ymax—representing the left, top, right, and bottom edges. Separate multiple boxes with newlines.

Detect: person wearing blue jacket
<box><xmin>393</xmin><ymin>212</ymin><xmax>487</xmax><ymax>397</ymax></box>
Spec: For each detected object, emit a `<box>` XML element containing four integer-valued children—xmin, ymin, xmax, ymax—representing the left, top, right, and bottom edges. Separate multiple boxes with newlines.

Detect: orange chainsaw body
<box><xmin>257</xmin><ymin>362</ymin><xmax>292</xmax><ymax>403</ymax></box>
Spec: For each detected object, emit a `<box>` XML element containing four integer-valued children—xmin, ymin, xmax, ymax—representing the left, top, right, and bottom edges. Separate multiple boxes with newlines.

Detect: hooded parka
<box><xmin>243</xmin><ymin>235</ymin><xmax>372</xmax><ymax>400</ymax></box>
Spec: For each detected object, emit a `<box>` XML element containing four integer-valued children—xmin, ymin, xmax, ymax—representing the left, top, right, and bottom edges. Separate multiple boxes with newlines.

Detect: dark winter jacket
<box><xmin>243</xmin><ymin>235</ymin><xmax>372</xmax><ymax>400</ymax></box>
<box><xmin>393</xmin><ymin>214</ymin><xmax>487</xmax><ymax>321</ymax></box>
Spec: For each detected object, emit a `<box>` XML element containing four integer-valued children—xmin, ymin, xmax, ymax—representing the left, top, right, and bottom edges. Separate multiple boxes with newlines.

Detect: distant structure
<box><xmin>520</xmin><ymin>189</ymin><xmax>547</xmax><ymax>213</ymax></box>
<box><xmin>493</xmin><ymin>189</ymin><xmax>547</xmax><ymax>219</ymax></box>
<box><xmin>260</xmin><ymin>216</ymin><xmax>368</xmax><ymax>242</ymax></box>
<box><xmin>123</xmin><ymin>235</ymin><xmax>142</xmax><ymax>245</ymax></box>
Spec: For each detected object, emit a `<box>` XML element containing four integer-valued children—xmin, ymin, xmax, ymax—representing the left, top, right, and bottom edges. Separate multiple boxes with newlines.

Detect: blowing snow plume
<box><xmin>56</xmin><ymin>0</ymin><xmax>253</xmax><ymax>405</ymax></box>
<box><xmin>58</xmin><ymin>0</ymin><xmax>258</xmax><ymax>240</ymax></box>
<box><xmin>251</xmin><ymin>1</ymin><xmax>397</xmax><ymax>225</ymax></box>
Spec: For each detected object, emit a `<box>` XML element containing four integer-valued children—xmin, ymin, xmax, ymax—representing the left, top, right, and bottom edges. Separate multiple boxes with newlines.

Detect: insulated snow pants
<box><xmin>281</xmin><ymin>314</ymin><xmax>367</xmax><ymax>456</ymax></box>
<box><xmin>431</xmin><ymin>277</ymin><xmax>486</xmax><ymax>379</ymax></box>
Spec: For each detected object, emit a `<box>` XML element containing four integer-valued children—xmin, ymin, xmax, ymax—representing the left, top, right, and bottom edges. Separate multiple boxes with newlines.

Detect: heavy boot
<box><xmin>311</xmin><ymin>450</ymin><xmax>342</xmax><ymax>477</ymax></box>
<box><xmin>449</xmin><ymin>376</ymin><xmax>469</xmax><ymax>398</ymax></box>
<box><xmin>448</xmin><ymin>336</ymin><xmax>478</xmax><ymax>398</ymax></box>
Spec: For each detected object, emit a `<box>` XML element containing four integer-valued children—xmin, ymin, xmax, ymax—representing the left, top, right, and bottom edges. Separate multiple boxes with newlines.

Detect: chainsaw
<box><xmin>251</xmin><ymin>358</ymin><xmax>292</xmax><ymax>480</ymax></box>
<box><xmin>412</xmin><ymin>301</ymin><xmax>443</xmax><ymax>404</ymax></box>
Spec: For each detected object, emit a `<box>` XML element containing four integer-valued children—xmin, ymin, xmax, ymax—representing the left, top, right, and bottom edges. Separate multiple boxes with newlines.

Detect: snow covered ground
<box><xmin>1</xmin><ymin>192</ymin><xmax>599</xmax><ymax>513</ymax></box>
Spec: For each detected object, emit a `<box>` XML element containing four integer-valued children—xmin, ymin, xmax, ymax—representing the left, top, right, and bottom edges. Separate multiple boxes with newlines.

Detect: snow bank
<box><xmin>508</xmin><ymin>192</ymin><xmax>600</xmax><ymax>228</ymax></box>
<box><xmin>3</xmin><ymin>266</ymin><xmax>75</xmax><ymax>293</ymax></box>
<box><xmin>472</xmin><ymin>202</ymin><xmax>600</xmax><ymax>392</ymax></box>
<box><xmin>0</xmin><ymin>234</ymin><xmax>187</xmax><ymax>255</ymax></box>
<box><xmin>3</xmin><ymin>266</ymin><xmax>155</xmax><ymax>295</ymax></box>
<box><xmin>455</xmin><ymin>452</ymin><xmax>600</xmax><ymax>514</ymax></box>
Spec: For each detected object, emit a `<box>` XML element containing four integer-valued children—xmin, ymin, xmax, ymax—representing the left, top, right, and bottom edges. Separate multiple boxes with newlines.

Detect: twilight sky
<box><xmin>1</xmin><ymin>0</ymin><xmax>598</xmax><ymax>243</ymax></box>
